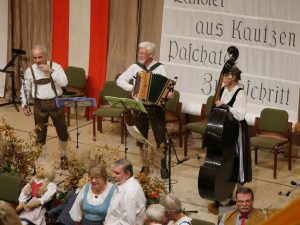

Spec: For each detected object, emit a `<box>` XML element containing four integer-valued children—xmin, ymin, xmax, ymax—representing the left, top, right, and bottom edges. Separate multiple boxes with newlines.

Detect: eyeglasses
<box><xmin>237</xmin><ymin>200</ymin><xmax>253</xmax><ymax>204</ymax></box>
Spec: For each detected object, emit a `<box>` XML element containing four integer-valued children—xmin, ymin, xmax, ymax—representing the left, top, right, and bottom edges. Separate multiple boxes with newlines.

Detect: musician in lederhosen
<box><xmin>116</xmin><ymin>41</ymin><xmax>173</xmax><ymax>179</ymax></box>
<box><xmin>208</xmin><ymin>64</ymin><xmax>252</xmax><ymax>215</ymax></box>
<box><xmin>20</xmin><ymin>45</ymin><xmax>69</xmax><ymax>168</ymax></box>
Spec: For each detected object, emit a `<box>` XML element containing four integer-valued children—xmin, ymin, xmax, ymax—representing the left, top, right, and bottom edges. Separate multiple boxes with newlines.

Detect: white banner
<box><xmin>0</xmin><ymin>0</ymin><xmax>8</xmax><ymax>97</ymax></box>
<box><xmin>160</xmin><ymin>0</ymin><xmax>300</xmax><ymax>124</ymax></box>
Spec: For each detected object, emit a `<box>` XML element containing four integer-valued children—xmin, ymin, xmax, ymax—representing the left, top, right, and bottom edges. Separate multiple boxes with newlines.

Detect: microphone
<box><xmin>286</xmin><ymin>181</ymin><xmax>299</xmax><ymax>196</ymax></box>
<box><xmin>291</xmin><ymin>181</ymin><xmax>298</xmax><ymax>186</ymax></box>
<box><xmin>12</xmin><ymin>48</ymin><xmax>26</xmax><ymax>55</ymax></box>
<box><xmin>177</xmin><ymin>156</ymin><xmax>190</xmax><ymax>165</ymax></box>
<box><xmin>95</xmin><ymin>195</ymin><xmax>98</xmax><ymax>198</ymax></box>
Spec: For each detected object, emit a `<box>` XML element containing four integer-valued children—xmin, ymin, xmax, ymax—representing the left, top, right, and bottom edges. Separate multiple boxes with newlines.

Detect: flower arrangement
<box><xmin>0</xmin><ymin>118</ymin><xmax>41</xmax><ymax>185</ymax></box>
<box><xmin>57</xmin><ymin>144</ymin><xmax>121</xmax><ymax>200</ymax></box>
<box><xmin>136</xmin><ymin>173</ymin><xmax>167</xmax><ymax>207</ymax></box>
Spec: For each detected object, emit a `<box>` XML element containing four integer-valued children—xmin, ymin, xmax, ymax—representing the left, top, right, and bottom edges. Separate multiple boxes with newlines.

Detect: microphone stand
<box><xmin>0</xmin><ymin>53</ymin><xmax>23</xmax><ymax>112</ymax></box>
<box><xmin>165</xmin><ymin>129</ymin><xmax>189</xmax><ymax>193</ymax></box>
<box><xmin>285</xmin><ymin>181</ymin><xmax>300</xmax><ymax>197</ymax></box>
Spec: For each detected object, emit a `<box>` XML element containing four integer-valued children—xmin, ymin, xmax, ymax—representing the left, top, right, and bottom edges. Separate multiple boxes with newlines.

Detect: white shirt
<box><xmin>116</xmin><ymin>60</ymin><xmax>167</xmax><ymax>92</ymax></box>
<box><xmin>20</xmin><ymin>60</ymin><xmax>68</xmax><ymax>107</ymax></box>
<box><xmin>18</xmin><ymin>178</ymin><xmax>57</xmax><ymax>205</ymax></box>
<box><xmin>69</xmin><ymin>182</ymin><xmax>114</xmax><ymax>222</ymax></box>
<box><xmin>220</xmin><ymin>84</ymin><xmax>247</xmax><ymax>121</ymax></box>
<box><xmin>105</xmin><ymin>177</ymin><xmax>146</xmax><ymax>225</ymax></box>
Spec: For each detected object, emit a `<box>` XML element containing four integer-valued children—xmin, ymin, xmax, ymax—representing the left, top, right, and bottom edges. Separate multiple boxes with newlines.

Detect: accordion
<box><xmin>133</xmin><ymin>71</ymin><xmax>176</xmax><ymax>107</ymax></box>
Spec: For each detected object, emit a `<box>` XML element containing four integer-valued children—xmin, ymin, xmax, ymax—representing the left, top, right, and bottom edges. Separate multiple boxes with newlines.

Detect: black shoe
<box><xmin>140</xmin><ymin>167</ymin><xmax>150</xmax><ymax>175</ymax></box>
<box><xmin>161</xmin><ymin>167</ymin><xmax>169</xmax><ymax>179</ymax></box>
<box><xmin>60</xmin><ymin>155</ymin><xmax>68</xmax><ymax>170</ymax></box>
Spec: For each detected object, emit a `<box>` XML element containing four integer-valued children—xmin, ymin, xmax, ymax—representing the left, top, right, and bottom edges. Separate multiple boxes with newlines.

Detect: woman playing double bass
<box><xmin>208</xmin><ymin>64</ymin><xmax>252</xmax><ymax>215</ymax></box>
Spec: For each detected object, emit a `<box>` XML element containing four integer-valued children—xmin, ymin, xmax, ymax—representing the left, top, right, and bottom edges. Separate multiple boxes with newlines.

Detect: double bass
<box><xmin>198</xmin><ymin>46</ymin><xmax>240</xmax><ymax>202</ymax></box>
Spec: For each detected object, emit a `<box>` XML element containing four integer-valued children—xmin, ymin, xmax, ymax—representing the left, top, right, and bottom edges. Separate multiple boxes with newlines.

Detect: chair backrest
<box><xmin>259</xmin><ymin>108</ymin><xmax>289</xmax><ymax>133</ymax></box>
<box><xmin>204</xmin><ymin>95</ymin><xmax>215</xmax><ymax>117</ymax></box>
<box><xmin>192</xmin><ymin>218</ymin><xmax>215</xmax><ymax>225</ymax></box>
<box><xmin>65</xmin><ymin>66</ymin><xmax>86</xmax><ymax>90</ymax></box>
<box><xmin>199</xmin><ymin>95</ymin><xmax>215</xmax><ymax>121</ymax></box>
<box><xmin>165</xmin><ymin>90</ymin><xmax>180</xmax><ymax>113</ymax></box>
<box><xmin>100</xmin><ymin>81</ymin><xmax>130</xmax><ymax>104</ymax></box>
<box><xmin>0</xmin><ymin>173</ymin><xmax>21</xmax><ymax>204</ymax></box>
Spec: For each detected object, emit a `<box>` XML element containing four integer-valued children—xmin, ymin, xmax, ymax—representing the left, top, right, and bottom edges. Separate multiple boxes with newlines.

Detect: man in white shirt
<box><xmin>116</xmin><ymin>42</ymin><xmax>172</xmax><ymax>179</ymax></box>
<box><xmin>105</xmin><ymin>159</ymin><xmax>146</xmax><ymax>225</ymax></box>
<box><xmin>20</xmin><ymin>45</ymin><xmax>69</xmax><ymax>167</ymax></box>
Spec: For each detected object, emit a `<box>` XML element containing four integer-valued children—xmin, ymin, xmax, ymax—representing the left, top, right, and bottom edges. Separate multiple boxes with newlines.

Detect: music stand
<box><xmin>56</xmin><ymin>97</ymin><xmax>96</xmax><ymax>148</ymax></box>
<box><xmin>0</xmin><ymin>49</ymin><xmax>25</xmax><ymax>111</ymax></box>
<box><xmin>105</xmin><ymin>96</ymin><xmax>150</xmax><ymax>158</ymax></box>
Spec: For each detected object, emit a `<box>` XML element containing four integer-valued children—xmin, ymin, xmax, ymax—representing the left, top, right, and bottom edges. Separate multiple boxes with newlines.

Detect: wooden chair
<box><xmin>165</xmin><ymin>90</ymin><xmax>183</xmax><ymax>147</ymax></box>
<box><xmin>250</xmin><ymin>108</ymin><xmax>292</xmax><ymax>179</ymax></box>
<box><xmin>63</xmin><ymin>66</ymin><xmax>87</xmax><ymax>126</ymax></box>
<box><xmin>184</xmin><ymin>95</ymin><xmax>214</xmax><ymax>157</ymax></box>
<box><xmin>93</xmin><ymin>81</ymin><xmax>129</xmax><ymax>143</ymax></box>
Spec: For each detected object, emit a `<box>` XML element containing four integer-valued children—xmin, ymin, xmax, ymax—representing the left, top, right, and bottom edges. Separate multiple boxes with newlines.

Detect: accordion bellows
<box><xmin>133</xmin><ymin>71</ymin><xmax>176</xmax><ymax>107</ymax></box>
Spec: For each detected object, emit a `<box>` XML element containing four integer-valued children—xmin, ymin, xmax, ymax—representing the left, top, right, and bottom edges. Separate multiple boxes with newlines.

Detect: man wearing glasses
<box><xmin>219</xmin><ymin>187</ymin><xmax>265</xmax><ymax>225</ymax></box>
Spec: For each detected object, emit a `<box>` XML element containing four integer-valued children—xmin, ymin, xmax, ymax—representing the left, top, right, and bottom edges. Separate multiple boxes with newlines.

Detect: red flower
<box><xmin>150</xmin><ymin>191</ymin><xmax>159</xmax><ymax>199</ymax></box>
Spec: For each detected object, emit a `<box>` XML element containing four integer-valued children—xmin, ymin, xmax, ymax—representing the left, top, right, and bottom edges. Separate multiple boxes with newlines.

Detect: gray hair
<box><xmin>114</xmin><ymin>159</ymin><xmax>133</xmax><ymax>176</ymax></box>
<box><xmin>146</xmin><ymin>204</ymin><xmax>166</xmax><ymax>222</ymax></box>
<box><xmin>160</xmin><ymin>193</ymin><xmax>182</xmax><ymax>212</ymax></box>
<box><xmin>139</xmin><ymin>42</ymin><xmax>156</xmax><ymax>54</ymax></box>
<box><xmin>32</xmin><ymin>45</ymin><xmax>48</xmax><ymax>55</ymax></box>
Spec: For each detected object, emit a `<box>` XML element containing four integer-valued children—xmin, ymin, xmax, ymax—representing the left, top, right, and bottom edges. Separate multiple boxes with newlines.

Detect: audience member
<box><xmin>160</xmin><ymin>193</ymin><xmax>192</xmax><ymax>225</ymax></box>
<box><xmin>144</xmin><ymin>204</ymin><xmax>166</xmax><ymax>225</ymax></box>
<box><xmin>46</xmin><ymin>173</ymin><xmax>90</xmax><ymax>225</ymax></box>
<box><xmin>219</xmin><ymin>187</ymin><xmax>265</xmax><ymax>225</ymax></box>
<box><xmin>105</xmin><ymin>159</ymin><xmax>146</xmax><ymax>225</ymax></box>
<box><xmin>0</xmin><ymin>200</ymin><xmax>22</xmax><ymax>225</ymax></box>
<box><xmin>69</xmin><ymin>164</ymin><xmax>115</xmax><ymax>225</ymax></box>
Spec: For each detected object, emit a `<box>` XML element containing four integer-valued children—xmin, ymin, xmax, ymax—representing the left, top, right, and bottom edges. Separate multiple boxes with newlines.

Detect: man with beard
<box><xmin>116</xmin><ymin>42</ymin><xmax>173</xmax><ymax>179</ymax></box>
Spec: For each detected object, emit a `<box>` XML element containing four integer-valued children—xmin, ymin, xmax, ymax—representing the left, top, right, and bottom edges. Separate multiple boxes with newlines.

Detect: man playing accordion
<box><xmin>116</xmin><ymin>41</ymin><xmax>173</xmax><ymax>179</ymax></box>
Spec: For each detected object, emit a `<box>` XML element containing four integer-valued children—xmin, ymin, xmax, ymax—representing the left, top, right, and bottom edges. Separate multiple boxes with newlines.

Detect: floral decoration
<box><xmin>136</xmin><ymin>173</ymin><xmax>167</xmax><ymax>207</ymax></box>
<box><xmin>0</xmin><ymin>118</ymin><xmax>41</xmax><ymax>185</ymax></box>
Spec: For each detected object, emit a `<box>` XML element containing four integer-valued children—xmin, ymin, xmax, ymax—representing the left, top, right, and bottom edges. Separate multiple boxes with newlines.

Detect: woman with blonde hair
<box><xmin>70</xmin><ymin>164</ymin><xmax>116</xmax><ymax>225</ymax></box>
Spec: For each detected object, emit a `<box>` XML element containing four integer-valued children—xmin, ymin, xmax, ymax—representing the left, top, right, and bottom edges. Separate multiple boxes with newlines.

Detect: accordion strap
<box><xmin>135</xmin><ymin>61</ymin><xmax>162</xmax><ymax>72</ymax></box>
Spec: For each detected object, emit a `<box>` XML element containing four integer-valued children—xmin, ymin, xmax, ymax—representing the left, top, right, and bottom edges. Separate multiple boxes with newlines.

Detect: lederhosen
<box><xmin>31</xmin><ymin>62</ymin><xmax>69</xmax><ymax>145</ymax></box>
<box><xmin>220</xmin><ymin>87</ymin><xmax>252</xmax><ymax>183</ymax></box>
<box><xmin>133</xmin><ymin>62</ymin><xmax>166</xmax><ymax>148</ymax></box>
